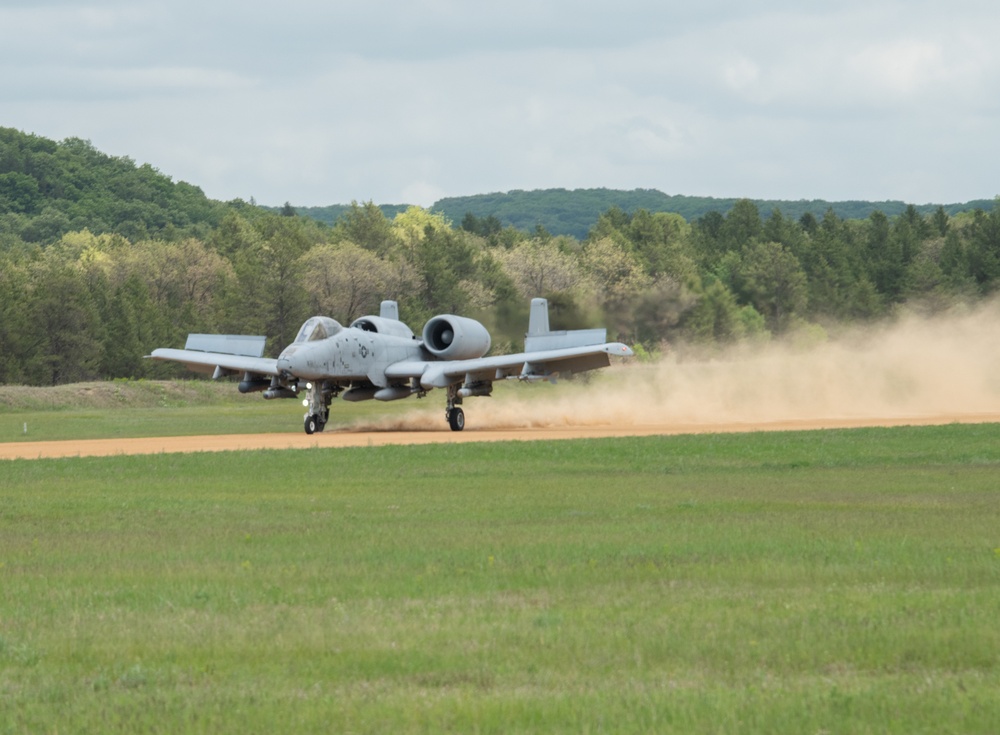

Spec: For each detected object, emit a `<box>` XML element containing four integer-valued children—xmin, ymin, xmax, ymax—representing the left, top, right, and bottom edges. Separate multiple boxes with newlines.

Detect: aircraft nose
<box><xmin>276</xmin><ymin>346</ymin><xmax>297</xmax><ymax>375</ymax></box>
<box><xmin>277</xmin><ymin>344</ymin><xmax>325</xmax><ymax>380</ymax></box>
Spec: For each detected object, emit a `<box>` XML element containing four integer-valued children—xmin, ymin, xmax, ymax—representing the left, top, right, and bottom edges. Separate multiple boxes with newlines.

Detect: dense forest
<box><xmin>2</xmin><ymin>126</ymin><xmax>999</xmax><ymax>386</ymax></box>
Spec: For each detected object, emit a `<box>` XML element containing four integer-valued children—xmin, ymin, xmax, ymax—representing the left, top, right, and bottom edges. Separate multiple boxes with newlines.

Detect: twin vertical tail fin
<box><xmin>527</xmin><ymin>297</ymin><xmax>551</xmax><ymax>335</ymax></box>
<box><xmin>380</xmin><ymin>300</ymin><xmax>400</xmax><ymax>321</ymax></box>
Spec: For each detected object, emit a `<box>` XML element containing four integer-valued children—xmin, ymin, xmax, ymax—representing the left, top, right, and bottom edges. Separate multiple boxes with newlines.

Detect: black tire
<box><xmin>448</xmin><ymin>407</ymin><xmax>465</xmax><ymax>432</ymax></box>
<box><xmin>304</xmin><ymin>414</ymin><xmax>319</xmax><ymax>435</ymax></box>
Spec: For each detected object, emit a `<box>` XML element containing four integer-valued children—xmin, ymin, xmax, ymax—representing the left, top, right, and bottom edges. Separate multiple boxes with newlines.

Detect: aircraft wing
<box><xmin>147</xmin><ymin>348</ymin><xmax>280</xmax><ymax>377</ymax></box>
<box><xmin>147</xmin><ymin>335</ymin><xmax>277</xmax><ymax>377</ymax></box>
<box><xmin>385</xmin><ymin>342</ymin><xmax>633</xmax><ymax>389</ymax></box>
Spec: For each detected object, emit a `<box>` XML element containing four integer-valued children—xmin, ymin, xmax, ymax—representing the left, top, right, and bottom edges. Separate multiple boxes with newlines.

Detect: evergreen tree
<box><xmin>737</xmin><ymin>241</ymin><xmax>808</xmax><ymax>332</ymax></box>
<box><xmin>965</xmin><ymin>205</ymin><xmax>1000</xmax><ymax>291</ymax></box>
<box><xmin>333</xmin><ymin>200</ymin><xmax>397</xmax><ymax>255</ymax></box>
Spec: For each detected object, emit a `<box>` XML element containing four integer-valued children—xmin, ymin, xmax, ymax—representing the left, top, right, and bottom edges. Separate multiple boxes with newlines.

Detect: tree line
<box><xmin>283</xmin><ymin>189</ymin><xmax>999</xmax><ymax>242</ymax></box>
<box><xmin>418</xmin><ymin>189</ymin><xmax>998</xmax><ymax>241</ymax></box>
<box><xmin>2</xmin><ymin>128</ymin><xmax>999</xmax><ymax>386</ymax></box>
<box><xmin>2</xmin><ymin>196</ymin><xmax>999</xmax><ymax>386</ymax></box>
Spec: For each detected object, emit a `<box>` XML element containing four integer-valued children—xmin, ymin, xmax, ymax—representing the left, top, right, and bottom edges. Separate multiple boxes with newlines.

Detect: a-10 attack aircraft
<box><xmin>148</xmin><ymin>297</ymin><xmax>633</xmax><ymax>434</ymax></box>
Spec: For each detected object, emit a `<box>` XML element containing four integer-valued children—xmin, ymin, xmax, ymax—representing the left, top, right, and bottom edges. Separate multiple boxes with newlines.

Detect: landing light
<box><xmin>306</xmin><ymin>382</ymin><xmax>313</xmax><ymax>390</ymax></box>
<box><xmin>302</xmin><ymin>399</ymin><xmax>309</xmax><ymax>407</ymax></box>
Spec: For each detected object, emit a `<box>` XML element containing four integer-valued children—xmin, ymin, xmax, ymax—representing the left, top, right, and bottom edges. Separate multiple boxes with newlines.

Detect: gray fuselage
<box><xmin>276</xmin><ymin>328</ymin><xmax>426</xmax><ymax>386</ymax></box>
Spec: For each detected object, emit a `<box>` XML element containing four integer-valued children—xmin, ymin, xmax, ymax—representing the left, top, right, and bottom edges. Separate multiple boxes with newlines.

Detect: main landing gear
<box><xmin>447</xmin><ymin>406</ymin><xmax>465</xmax><ymax>431</ymax></box>
<box><xmin>445</xmin><ymin>385</ymin><xmax>465</xmax><ymax>432</ymax></box>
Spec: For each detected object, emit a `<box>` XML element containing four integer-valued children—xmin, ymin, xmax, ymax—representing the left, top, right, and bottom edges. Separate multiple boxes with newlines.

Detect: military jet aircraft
<box><xmin>148</xmin><ymin>297</ymin><xmax>633</xmax><ymax>434</ymax></box>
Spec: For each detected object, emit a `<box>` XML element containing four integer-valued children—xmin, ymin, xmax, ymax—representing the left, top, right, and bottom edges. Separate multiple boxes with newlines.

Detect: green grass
<box><xmin>3</xmin><ymin>425</ymin><xmax>1000</xmax><ymax>733</ymax></box>
<box><xmin>0</xmin><ymin>379</ymin><xmax>432</xmax><ymax>441</ymax></box>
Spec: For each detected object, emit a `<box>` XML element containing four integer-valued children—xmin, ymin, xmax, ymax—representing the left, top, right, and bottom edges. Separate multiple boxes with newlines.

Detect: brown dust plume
<box><xmin>352</xmin><ymin>302</ymin><xmax>1000</xmax><ymax>433</ymax></box>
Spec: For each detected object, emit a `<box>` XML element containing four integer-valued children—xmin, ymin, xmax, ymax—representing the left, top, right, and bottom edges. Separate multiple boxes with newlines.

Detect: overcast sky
<box><xmin>3</xmin><ymin>0</ymin><xmax>998</xmax><ymax>207</ymax></box>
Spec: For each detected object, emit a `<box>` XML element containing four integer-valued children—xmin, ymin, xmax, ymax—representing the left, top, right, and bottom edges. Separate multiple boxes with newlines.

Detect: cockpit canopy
<box><xmin>293</xmin><ymin>316</ymin><xmax>342</xmax><ymax>344</ymax></box>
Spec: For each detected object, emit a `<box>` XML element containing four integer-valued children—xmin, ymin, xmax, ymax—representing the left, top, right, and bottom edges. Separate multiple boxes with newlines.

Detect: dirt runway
<box><xmin>6</xmin><ymin>301</ymin><xmax>1000</xmax><ymax>460</ymax></box>
<box><xmin>3</xmin><ymin>413</ymin><xmax>999</xmax><ymax>461</ymax></box>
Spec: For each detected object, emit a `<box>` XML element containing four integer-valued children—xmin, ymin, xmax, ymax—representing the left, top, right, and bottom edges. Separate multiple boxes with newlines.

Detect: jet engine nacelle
<box><xmin>422</xmin><ymin>315</ymin><xmax>492</xmax><ymax>360</ymax></box>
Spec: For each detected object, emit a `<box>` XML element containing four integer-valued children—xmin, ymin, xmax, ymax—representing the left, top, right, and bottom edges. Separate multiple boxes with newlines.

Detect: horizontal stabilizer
<box><xmin>525</xmin><ymin>296</ymin><xmax>607</xmax><ymax>352</ymax></box>
<box><xmin>184</xmin><ymin>334</ymin><xmax>267</xmax><ymax>358</ymax></box>
<box><xmin>525</xmin><ymin>328</ymin><xmax>607</xmax><ymax>353</ymax></box>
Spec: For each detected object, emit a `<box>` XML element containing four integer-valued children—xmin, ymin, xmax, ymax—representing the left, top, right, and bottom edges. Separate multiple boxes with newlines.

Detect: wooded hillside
<box><xmin>289</xmin><ymin>190</ymin><xmax>996</xmax><ymax>241</ymax></box>
<box><xmin>430</xmin><ymin>190</ymin><xmax>997</xmax><ymax>240</ymax></box>
<box><xmin>2</xmin><ymin>127</ymin><xmax>999</xmax><ymax>386</ymax></box>
<box><xmin>0</xmin><ymin>128</ymin><xmax>229</xmax><ymax>244</ymax></box>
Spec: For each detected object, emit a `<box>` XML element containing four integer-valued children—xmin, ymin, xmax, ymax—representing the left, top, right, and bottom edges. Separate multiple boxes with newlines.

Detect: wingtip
<box><xmin>604</xmin><ymin>343</ymin><xmax>634</xmax><ymax>357</ymax></box>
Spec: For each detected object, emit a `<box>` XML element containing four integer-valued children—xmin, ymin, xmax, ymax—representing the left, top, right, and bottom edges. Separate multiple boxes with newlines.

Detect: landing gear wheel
<box><xmin>447</xmin><ymin>407</ymin><xmax>465</xmax><ymax>432</ymax></box>
<box><xmin>304</xmin><ymin>414</ymin><xmax>322</xmax><ymax>435</ymax></box>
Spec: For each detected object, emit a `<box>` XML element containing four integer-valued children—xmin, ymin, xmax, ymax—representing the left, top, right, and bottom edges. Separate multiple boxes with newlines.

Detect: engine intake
<box><xmin>422</xmin><ymin>315</ymin><xmax>492</xmax><ymax>360</ymax></box>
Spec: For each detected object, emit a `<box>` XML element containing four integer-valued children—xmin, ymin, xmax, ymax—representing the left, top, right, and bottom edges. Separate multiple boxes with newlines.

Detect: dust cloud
<box><xmin>352</xmin><ymin>302</ymin><xmax>1000</xmax><ymax>433</ymax></box>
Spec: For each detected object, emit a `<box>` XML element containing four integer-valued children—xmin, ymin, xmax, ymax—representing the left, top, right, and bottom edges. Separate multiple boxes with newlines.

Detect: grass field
<box><xmin>0</xmin><ymin>379</ymin><xmax>430</xmax><ymax>442</ymax></box>
<box><xmin>2</xmin><ymin>418</ymin><xmax>1000</xmax><ymax>733</ymax></box>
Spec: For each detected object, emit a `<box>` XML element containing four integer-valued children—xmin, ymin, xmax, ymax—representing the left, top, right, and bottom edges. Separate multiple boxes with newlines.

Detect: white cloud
<box><xmin>88</xmin><ymin>67</ymin><xmax>255</xmax><ymax>95</ymax></box>
<box><xmin>850</xmin><ymin>39</ymin><xmax>945</xmax><ymax>96</ymax></box>
<box><xmin>3</xmin><ymin>0</ymin><xmax>1000</xmax><ymax>206</ymax></box>
<box><xmin>723</xmin><ymin>57</ymin><xmax>762</xmax><ymax>94</ymax></box>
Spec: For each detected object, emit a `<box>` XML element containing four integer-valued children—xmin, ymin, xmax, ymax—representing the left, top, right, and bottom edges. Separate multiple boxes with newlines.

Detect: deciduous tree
<box><xmin>299</xmin><ymin>241</ymin><xmax>394</xmax><ymax>322</ymax></box>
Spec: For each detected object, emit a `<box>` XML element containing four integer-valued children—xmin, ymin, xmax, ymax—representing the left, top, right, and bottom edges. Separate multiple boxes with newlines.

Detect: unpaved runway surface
<box><xmin>3</xmin><ymin>413</ymin><xmax>999</xmax><ymax>460</ymax></box>
<box><xmin>6</xmin><ymin>302</ymin><xmax>1000</xmax><ymax>461</ymax></box>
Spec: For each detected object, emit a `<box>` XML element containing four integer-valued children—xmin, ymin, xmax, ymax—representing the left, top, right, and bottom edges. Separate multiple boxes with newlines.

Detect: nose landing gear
<box><xmin>303</xmin><ymin>382</ymin><xmax>333</xmax><ymax>434</ymax></box>
<box><xmin>304</xmin><ymin>413</ymin><xmax>324</xmax><ymax>435</ymax></box>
